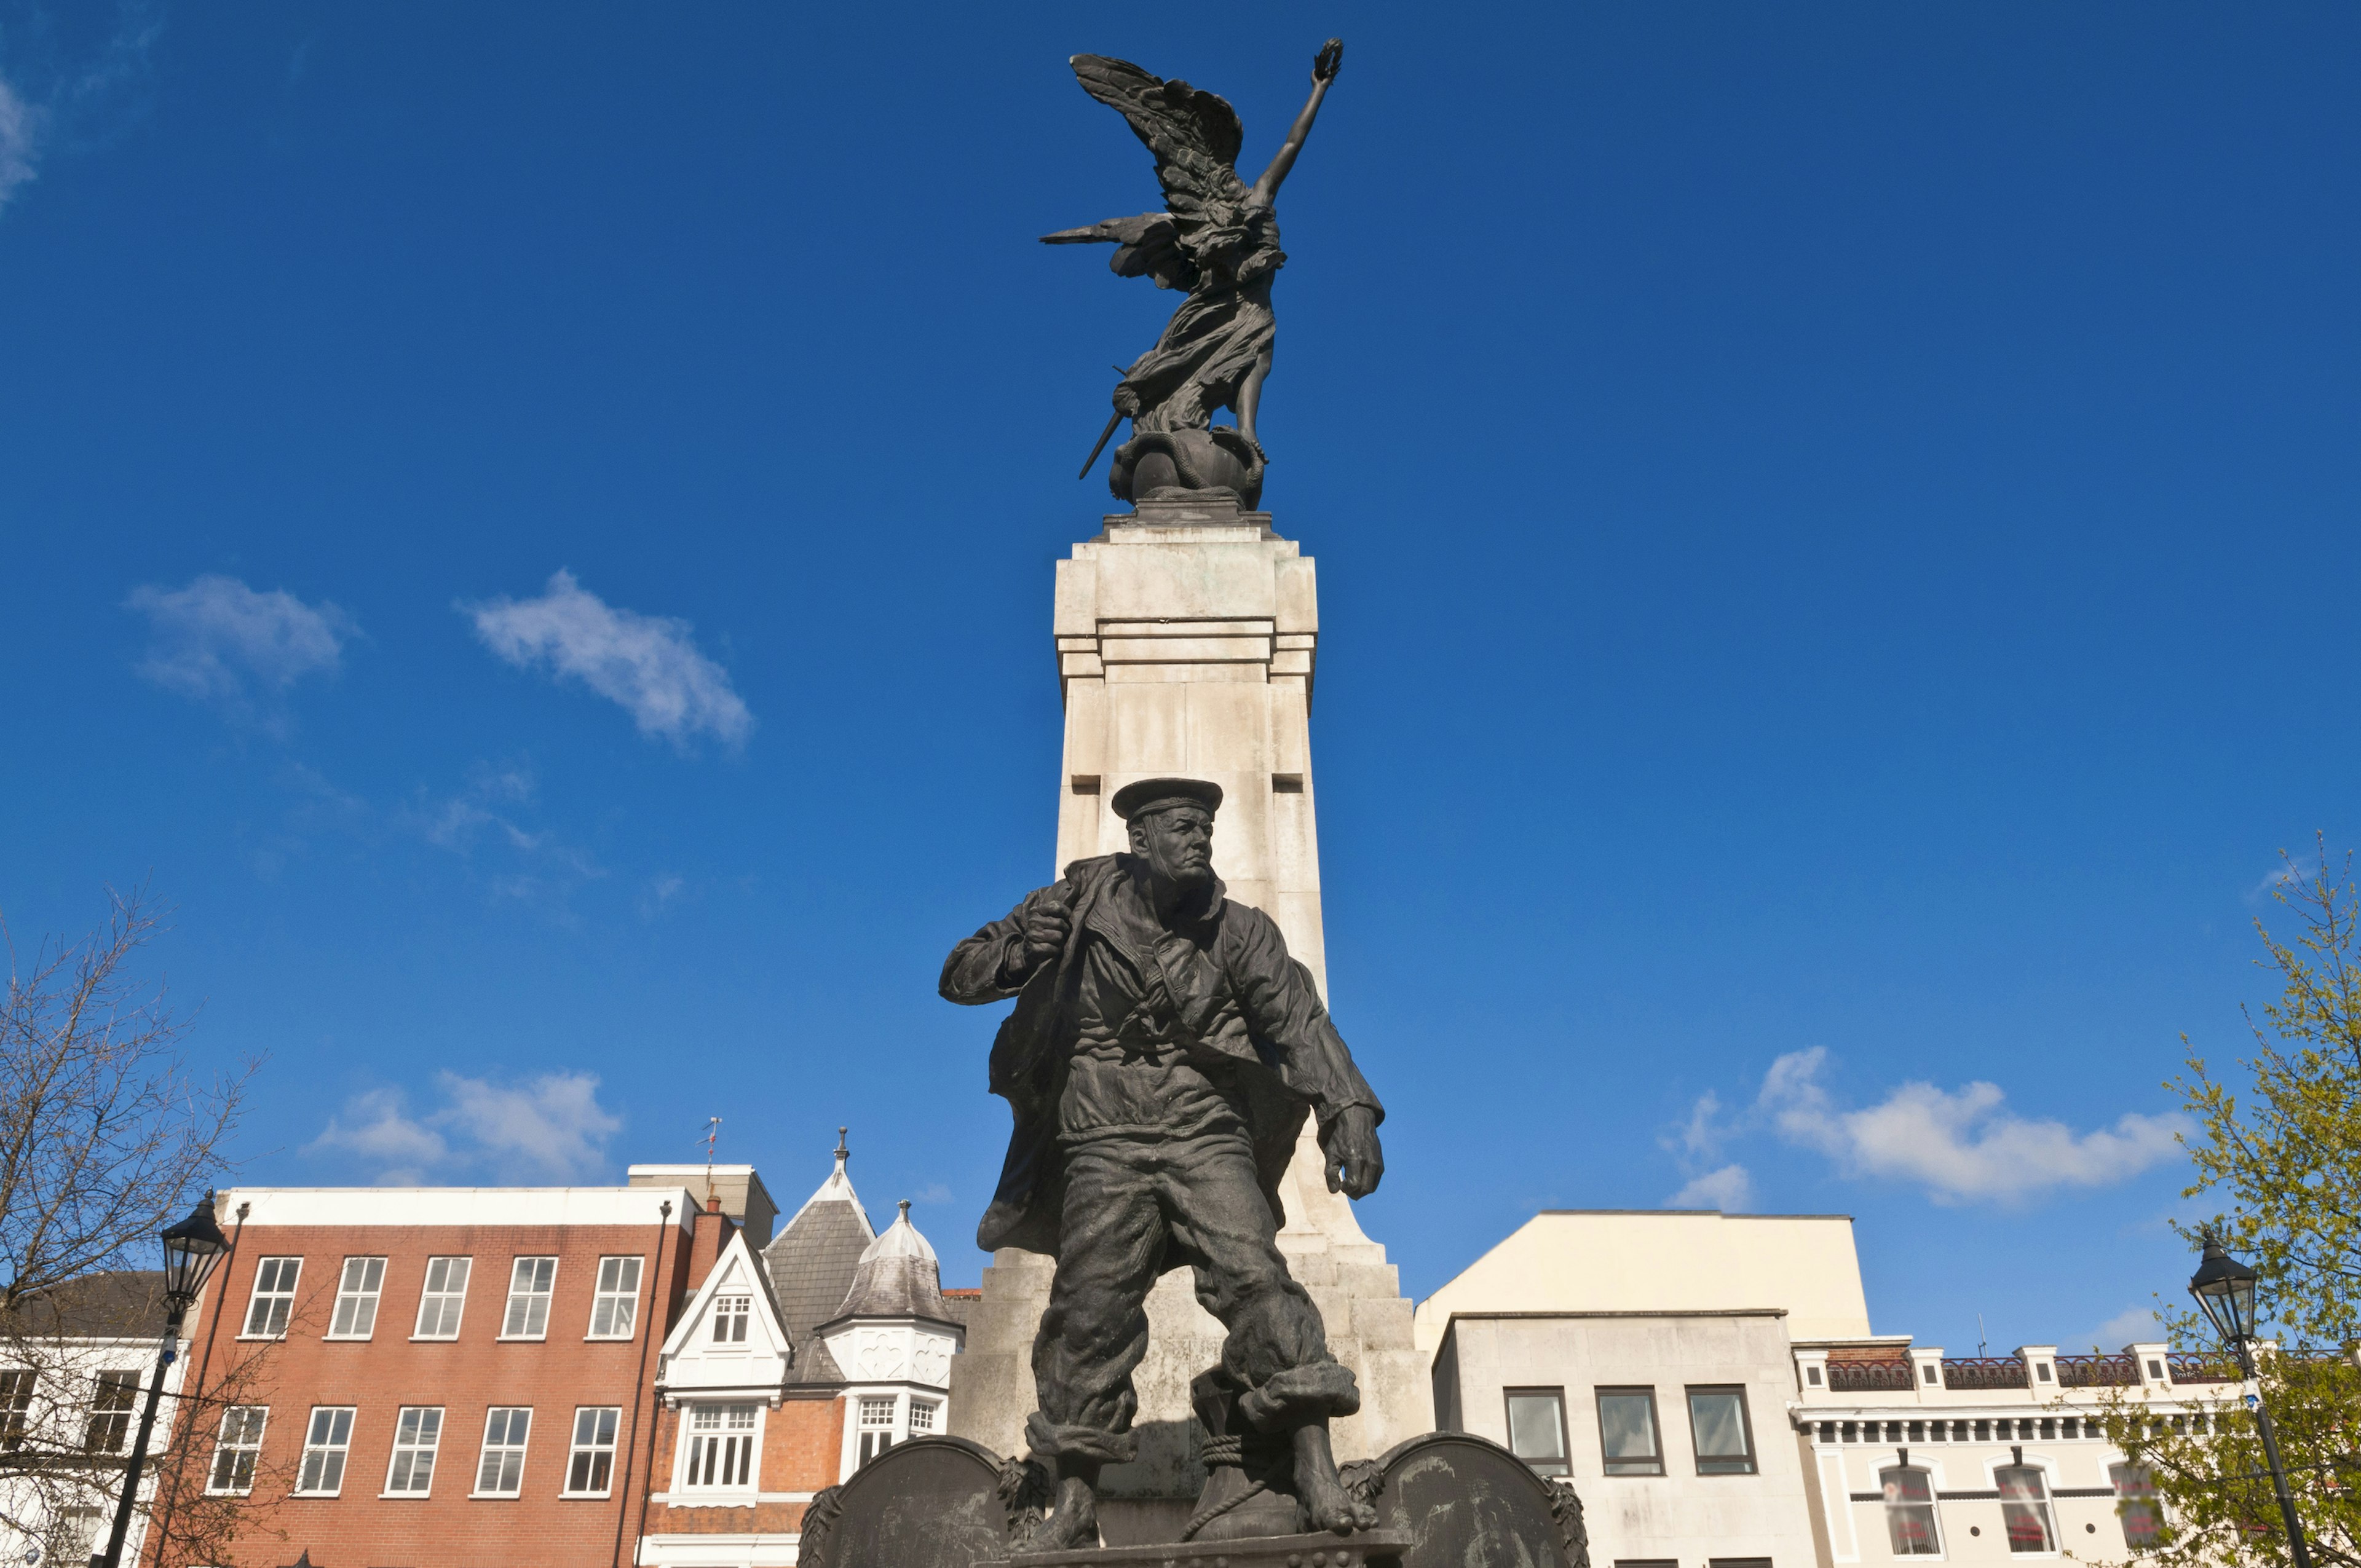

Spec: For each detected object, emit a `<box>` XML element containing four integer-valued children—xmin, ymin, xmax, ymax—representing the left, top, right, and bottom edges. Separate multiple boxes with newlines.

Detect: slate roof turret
<box><xmin>818</xmin><ymin>1199</ymin><xmax>959</xmax><ymax>1331</ymax></box>
<box><xmin>758</xmin><ymin>1128</ymin><xmax>875</xmax><ymax>1385</ymax></box>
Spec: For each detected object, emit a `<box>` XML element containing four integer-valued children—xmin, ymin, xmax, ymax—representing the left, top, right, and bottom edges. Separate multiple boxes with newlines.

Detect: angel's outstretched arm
<box><xmin>1251</xmin><ymin>38</ymin><xmax>1342</xmax><ymax>205</ymax></box>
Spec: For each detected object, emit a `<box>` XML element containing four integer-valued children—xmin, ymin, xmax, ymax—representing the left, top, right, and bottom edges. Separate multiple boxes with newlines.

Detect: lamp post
<box><xmin>2188</xmin><ymin>1231</ymin><xmax>2313</xmax><ymax>1568</ymax></box>
<box><xmin>92</xmin><ymin>1195</ymin><xmax>230</xmax><ymax>1568</ymax></box>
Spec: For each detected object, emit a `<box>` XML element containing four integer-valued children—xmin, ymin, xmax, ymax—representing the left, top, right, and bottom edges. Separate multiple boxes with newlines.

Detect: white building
<box><xmin>1422</xmin><ymin>1209</ymin><xmax>2203</xmax><ymax>1568</ymax></box>
<box><xmin>1794</xmin><ymin>1337</ymin><xmax>2201</xmax><ymax>1568</ymax></box>
<box><xmin>0</xmin><ymin>1271</ymin><xmax>188</xmax><ymax>1568</ymax></box>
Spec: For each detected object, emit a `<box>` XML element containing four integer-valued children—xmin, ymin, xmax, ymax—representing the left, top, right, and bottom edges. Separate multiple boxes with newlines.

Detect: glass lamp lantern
<box><xmin>160</xmin><ymin>1192</ymin><xmax>231</xmax><ymax>1310</ymax></box>
<box><xmin>2188</xmin><ymin>1232</ymin><xmax>2261</xmax><ymax>1345</ymax></box>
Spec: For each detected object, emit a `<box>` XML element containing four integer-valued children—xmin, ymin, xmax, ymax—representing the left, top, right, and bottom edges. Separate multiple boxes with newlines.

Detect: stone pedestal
<box><xmin>1000</xmin><ymin>1532</ymin><xmax>1410</xmax><ymax>1567</ymax></box>
<box><xmin>947</xmin><ymin>500</ymin><xmax>1433</xmax><ymax>1545</ymax></box>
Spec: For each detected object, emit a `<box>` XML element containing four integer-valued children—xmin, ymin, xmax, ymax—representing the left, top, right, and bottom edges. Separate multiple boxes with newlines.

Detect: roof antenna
<box><xmin>703</xmin><ymin>1116</ymin><xmax>722</xmax><ymax>1210</ymax></box>
<box><xmin>1977</xmin><ymin>1311</ymin><xmax>1988</xmax><ymax>1358</ymax></box>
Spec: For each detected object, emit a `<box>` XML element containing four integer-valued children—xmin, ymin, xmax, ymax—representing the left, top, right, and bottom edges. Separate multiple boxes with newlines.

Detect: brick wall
<box><xmin>147</xmin><ymin>1200</ymin><xmax>697</xmax><ymax>1568</ymax></box>
<box><xmin>640</xmin><ymin>1395</ymin><xmax>844</xmax><ymax>1540</ymax></box>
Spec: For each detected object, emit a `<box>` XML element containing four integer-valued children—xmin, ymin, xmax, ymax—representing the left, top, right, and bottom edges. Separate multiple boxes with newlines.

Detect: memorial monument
<box><xmin>796</xmin><ymin>41</ymin><xmax>1590</xmax><ymax>1568</ymax></box>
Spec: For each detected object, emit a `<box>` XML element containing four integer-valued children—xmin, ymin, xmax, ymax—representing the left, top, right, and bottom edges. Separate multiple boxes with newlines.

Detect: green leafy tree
<box><xmin>2094</xmin><ymin>842</ymin><xmax>2361</xmax><ymax>1568</ymax></box>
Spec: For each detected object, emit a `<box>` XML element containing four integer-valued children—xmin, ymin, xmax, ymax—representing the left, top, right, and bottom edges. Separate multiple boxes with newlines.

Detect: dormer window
<box><xmin>711</xmin><ymin>1295</ymin><xmax>751</xmax><ymax>1344</ymax></box>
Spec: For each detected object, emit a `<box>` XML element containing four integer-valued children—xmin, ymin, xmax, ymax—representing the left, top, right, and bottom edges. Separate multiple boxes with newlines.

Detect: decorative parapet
<box><xmin>1941</xmin><ymin>1355</ymin><xmax>2028</xmax><ymax>1392</ymax></box>
<box><xmin>2164</xmin><ymin>1353</ymin><xmax>2238</xmax><ymax>1384</ymax></box>
<box><xmin>2055</xmin><ymin>1354</ymin><xmax>2138</xmax><ymax>1388</ymax></box>
<box><xmin>1828</xmin><ymin>1358</ymin><xmax>1915</xmax><ymax>1393</ymax></box>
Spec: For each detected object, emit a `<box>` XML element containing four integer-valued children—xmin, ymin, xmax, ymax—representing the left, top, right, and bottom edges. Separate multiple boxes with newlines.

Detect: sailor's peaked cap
<box><xmin>1109</xmin><ymin>776</ymin><xmax>1224</xmax><ymax>822</ymax></box>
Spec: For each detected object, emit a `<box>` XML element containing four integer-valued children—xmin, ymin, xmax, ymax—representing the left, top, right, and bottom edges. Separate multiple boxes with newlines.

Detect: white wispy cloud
<box><xmin>2078</xmin><ymin>1304</ymin><xmax>2164</xmax><ymax>1352</ymax></box>
<box><xmin>639</xmin><ymin>873</ymin><xmax>686</xmax><ymax>920</ymax></box>
<box><xmin>0</xmin><ymin>2</ymin><xmax>165</xmax><ymax>219</ymax></box>
<box><xmin>417</xmin><ymin>763</ymin><xmax>540</xmax><ymax>853</ymax></box>
<box><xmin>1756</xmin><ymin>1046</ymin><xmax>2186</xmax><ymax>1205</ymax></box>
<box><xmin>1659</xmin><ymin>1089</ymin><xmax>1750</xmax><ymax>1208</ymax></box>
<box><xmin>303</xmin><ymin>1088</ymin><xmax>449</xmax><ymax>1184</ymax></box>
<box><xmin>126</xmin><ymin>573</ymin><xmax>355</xmax><ymax>727</ymax></box>
<box><xmin>405</xmin><ymin>763</ymin><xmax>605</xmax><ymax>914</ymax></box>
<box><xmin>463</xmin><ymin>570</ymin><xmax>752</xmax><ymax>749</ymax></box>
<box><xmin>1672</xmin><ymin>1090</ymin><xmax>1731</xmax><ymax>1162</ymax></box>
<box><xmin>1668</xmin><ymin>1164</ymin><xmax>1754</xmax><ymax>1211</ymax></box>
<box><xmin>306</xmin><ymin>1071</ymin><xmax>623</xmax><ymax>1184</ymax></box>
<box><xmin>0</xmin><ymin>77</ymin><xmax>36</xmax><ymax>213</ymax></box>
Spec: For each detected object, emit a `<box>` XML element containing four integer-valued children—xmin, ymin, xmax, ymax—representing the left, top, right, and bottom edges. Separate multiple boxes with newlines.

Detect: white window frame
<box><xmin>908</xmin><ymin>1397</ymin><xmax>940</xmax><ymax>1436</ymax></box>
<box><xmin>680</xmin><ymin>1401</ymin><xmax>761</xmax><ymax>1491</ymax></box>
<box><xmin>296</xmin><ymin>1406</ymin><xmax>355</xmax><ymax>1496</ymax></box>
<box><xmin>241</xmin><ymin>1256</ymin><xmax>303</xmax><ymax>1339</ymax></box>
<box><xmin>327</xmin><ymin>1256</ymin><xmax>387</xmax><ymax>1339</ymax></box>
<box><xmin>855</xmin><ymin>1393</ymin><xmax>898</xmax><ymax>1468</ymax></box>
<box><xmin>52</xmin><ymin>1506</ymin><xmax>103</xmax><ymax>1565</ymax></box>
<box><xmin>710</xmin><ymin>1293</ymin><xmax>751</xmax><ymax>1344</ymax></box>
<box><xmin>474</xmin><ymin>1406</ymin><xmax>532</xmax><ymax>1497</ymax></box>
<box><xmin>0</xmin><ymin>1369</ymin><xmax>31</xmax><ymax>1452</ymax></box>
<box><xmin>383</xmin><ymin>1405</ymin><xmax>444</xmax><ymax>1497</ymax></box>
<box><xmin>500</xmin><ymin>1256</ymin><xmax>559</xmax><ymax>1341</ymax></box>
<box><xmin>413</xmin><ymin>1256</ymin><xmax>472</xmax><ymax>1340</ymax></box>
<box><xmin>588</xmin><ymin>1255</ymin><xmax>643</xmax><ymax>1340</ymax></box>
<box><xmin>1995</xmin><ymin>1460</ymin><xmax>2060</xmax><ymax>1556</ymax></box>
<box><xmin>1881</xmin><ymin>1463</ymin><xmax>1944</xmax><ymax>1557</ymax></box>
<box><xmin>84</xmin><ymin>1369</ymin><xmax>138</xmax><ymax>1454</ymax></box>
<box><xmin>2111</xmin><ymin>1461</ymin><xmax>2162</xmax><ymax>1548</ymax></box>
<box><xmin>564</xmin><ymin>1406</ymin><xmax>622</xmax><ymax>1497</ymax></box>
<box><xmin>206</xmin><ymin>1406</ymin><xmax>268</xmax><ymax>1495</ymax></box>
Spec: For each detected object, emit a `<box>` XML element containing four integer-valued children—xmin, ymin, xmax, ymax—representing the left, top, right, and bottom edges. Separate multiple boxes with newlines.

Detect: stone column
<box><xmin>946</xmin><ymin>497</ymin><xmax>1431</xmax><ymax>1544</ymax></box>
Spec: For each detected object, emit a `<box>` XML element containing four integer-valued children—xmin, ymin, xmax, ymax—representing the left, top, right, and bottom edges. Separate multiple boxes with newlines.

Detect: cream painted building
<box><xmin>1414</xmin><ymin>1210</ymin><xmax>1874</xmax><ymax>1362</ymax></box>
<box><xmin>1793</xmin><ymin>1338</ymin><xmax>2209</xmax><ymax>1568</ymax></box>
<box><xmin>1422</xmin><ymin>1209</ymin><xmax>2208</xmax><ymax>1568</ymax></box>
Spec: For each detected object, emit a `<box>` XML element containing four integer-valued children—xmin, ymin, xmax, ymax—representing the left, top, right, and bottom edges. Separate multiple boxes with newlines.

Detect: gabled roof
<box><xmin>817</xmin><ymin>1200</ymin><xmax>960</xmax><ymax>1332</ymax></box>
<box><xmin>758</xmin><ymin>1131</ymin><xmax>877</xmax><ymax>1387</ymax></box>
<box><xmin>658</xmin><ymin>1230</ymin><xmax>790</xmax><ymax>1394</ymax></box>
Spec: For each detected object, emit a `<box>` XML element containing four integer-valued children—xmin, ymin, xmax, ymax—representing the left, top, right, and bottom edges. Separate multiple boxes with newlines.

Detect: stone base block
<box><xmin>998</xmin><ymin>1532</ymin><xmax>1410</xmax><ymax>1567</ymax></box>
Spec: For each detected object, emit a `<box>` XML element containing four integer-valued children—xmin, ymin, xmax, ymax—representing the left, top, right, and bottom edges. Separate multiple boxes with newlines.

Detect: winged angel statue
<box><xmin>1047</xmin><ymin>41</ymin><xmax>1342</xmax><ymax>511</ymax></box>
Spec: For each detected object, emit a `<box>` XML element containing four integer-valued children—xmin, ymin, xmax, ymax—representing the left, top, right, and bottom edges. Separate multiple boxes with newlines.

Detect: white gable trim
<box><xmin>658</xmin><ymin>1231</ymin><xmax>791</xmax><ymax>1393</ymax></box>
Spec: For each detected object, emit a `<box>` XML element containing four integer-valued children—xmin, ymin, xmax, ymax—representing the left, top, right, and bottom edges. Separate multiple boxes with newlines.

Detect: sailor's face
<box><xmin>1133</xmin><ymin>805</ymin><xmax>1214</xmax><ymax>888</ymax></box>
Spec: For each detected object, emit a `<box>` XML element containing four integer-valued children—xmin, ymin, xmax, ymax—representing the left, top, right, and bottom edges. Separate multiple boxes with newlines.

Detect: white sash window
<box><xmin>683</xmin><ymin>1401</ymin><xmax>758</xmax><ymax>1489</ymax></box>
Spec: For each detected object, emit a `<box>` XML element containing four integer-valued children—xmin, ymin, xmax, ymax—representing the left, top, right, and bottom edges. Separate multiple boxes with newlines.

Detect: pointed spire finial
<box><xmin>835</xmin><ymin>1126</ymin><xmax>849</xmax><ymax>1165</ymax></box>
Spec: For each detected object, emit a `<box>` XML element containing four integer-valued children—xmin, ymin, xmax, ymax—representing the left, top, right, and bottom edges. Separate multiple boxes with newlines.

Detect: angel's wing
<box><xmin>1040</xmin><ymin>213</ymin><xmax>1195</xmax><ymax>292</ymax></box>
<box><xmin>1067</xmin><ymin>55</ymin><xmax>1251</xmax><ymax>274</ymax></box>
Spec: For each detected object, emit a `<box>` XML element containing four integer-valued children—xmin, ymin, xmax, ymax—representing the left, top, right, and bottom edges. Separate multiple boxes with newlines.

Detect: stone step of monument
<box><xmin>1275</xmin><ymin>1239</ymin><xmax>1391</xmax><ymax>1271</ymax></box>
<box><xmin>1000</xmin><ymin>1531</ymin><xmax>1410</xmax><ymax>1568</ymax></box>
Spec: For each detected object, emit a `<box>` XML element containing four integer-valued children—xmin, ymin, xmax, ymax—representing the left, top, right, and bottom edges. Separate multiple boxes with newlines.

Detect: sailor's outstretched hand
<box><xmin>1321</xmin><ymin>1105</ymin><xmax>1383</xmax><ymax>1199</ymax></box>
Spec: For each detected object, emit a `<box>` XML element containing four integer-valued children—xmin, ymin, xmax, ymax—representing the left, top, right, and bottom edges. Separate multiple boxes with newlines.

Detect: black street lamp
<box><xmin>92</xmin><ymin>1195</ymin><xmax>230</xmax><ymax>1568</ymax></box>
<box><xmin>2188</xmin><ymin>1232</ymin><xmax>2312</xmax><ymax>1568</ymax></box>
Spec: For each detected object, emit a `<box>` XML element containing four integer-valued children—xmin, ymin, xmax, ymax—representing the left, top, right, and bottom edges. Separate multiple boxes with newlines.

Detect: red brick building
<box><xmin>147</xmin><ymin>1184</ymin><xmax>708</xmax><ymax>1568</ymax></box>
<box><xmin>143</xmin><ymin>1143</ymin><xmax>967</xmax><ymax>1567</ymax></box>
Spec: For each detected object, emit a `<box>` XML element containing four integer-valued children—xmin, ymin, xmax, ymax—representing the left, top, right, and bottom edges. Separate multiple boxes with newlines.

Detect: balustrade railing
<box><xmin>1942</xmin><ymin>1356</ymin><xmax>2028</xmax><ymax>1391</ymax></box>
<box><xmin>2054</xmin><ymin>1354</ymin><xmax>2138</xmax><ymax>1388</ymax></box>
<box><xmin>1828</xmin><ymin>1358</ymin><xmax>1916</xmax><ymax>1393</ymax></box>
<box><xmin>2164</xmin><ymin>1353</ymin><xmax>2236</xmax><ymax>1384</ymax></box>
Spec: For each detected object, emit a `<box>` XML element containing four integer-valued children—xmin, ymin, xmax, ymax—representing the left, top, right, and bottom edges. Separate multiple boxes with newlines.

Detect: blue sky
<box><xmin>4</xmin><ymin>2</ymin><xmax>2357</xmax><ymax>1357</ymax></box>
